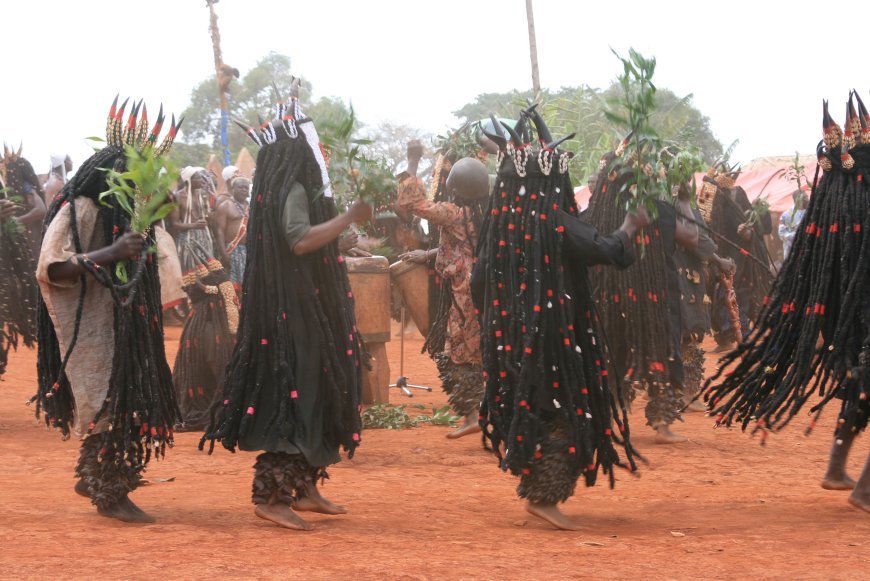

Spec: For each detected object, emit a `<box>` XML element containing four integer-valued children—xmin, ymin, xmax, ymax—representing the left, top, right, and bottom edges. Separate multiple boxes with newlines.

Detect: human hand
<box><xmin>716</xmin><ymin>256</ymin><xmax>736</xmax><ymax>274</ymax></box>
<box><xmin>193</xmin><ymin>218</ymin><xmax>209</xmax><ymax>230</ymax></box>
<box><xmin>623</xmin><ymin>205</ymin><xmax>650</xmax><ymax>232</ymax></box>
<box><xmin>347</xmin><ymin>199</ymin><xmax>373</xmax><ymax>224</ymax></box>
<box><xmin>398</xmin><ymin>249</ymin><xmax>430</xmax><ymax>264</ymax></box>
<box><xmin>407</xmin><ymin>140</ymin><xmax>424</xmax><ymax>163</ymax></box>
<box><xmin>0</xmin><ymin>199</ymin><xmax>18</xmax><ymax>220</ymax></box>
<box><xmin>339</xmin><ymin>231</ymin><xmax>359</xmax><ymax>253</ymax></box>
<box><xmin>110</xmin><ymin>231</ymin><xmax>145</xmax><ymax>261</ymax></box>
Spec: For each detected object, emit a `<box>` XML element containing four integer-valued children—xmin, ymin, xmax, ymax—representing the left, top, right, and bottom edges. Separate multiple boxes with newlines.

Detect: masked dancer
<box><xmin>33</xmin><ymin>98</ymin><xmax>182</xmax><ymax>522</ymax></box>
<box><xmin>704</xmin><ymin>94</ymin><xmax>870</xmax><ymax>513</ymax></box>
<box><xmin>473</xmin><ymin>109</ymin><xmax>645</xmax><ymax>530</ymax></box>
<box><xmin>202</xmin><ymin>82</ymin><xmax>372</xmax><ymax>530</ymax></box>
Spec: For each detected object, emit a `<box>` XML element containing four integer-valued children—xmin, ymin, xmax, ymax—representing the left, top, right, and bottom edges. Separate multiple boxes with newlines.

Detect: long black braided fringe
<box><xmin>704</xmin><ymin>116</ymin><xmax>870</xmax><ymax>439</ymax></box>
<box><xmin>478</xmin><ymin>135</ymin><xmax>640</xmax><ymax>490</ymax></box>
<box><xmin>201</xmin><ymin>132</ymin><xmax>363</xmax><ymax>458</ymax></box>
<box><xmin>33</xmin><ymin>145</ymin><xmax>178</xmax><ymax>474</ymax></box>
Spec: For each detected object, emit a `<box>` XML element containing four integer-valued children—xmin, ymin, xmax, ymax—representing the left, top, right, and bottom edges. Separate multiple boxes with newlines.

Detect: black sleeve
<box><xmin>557</xmin><ymin>209</ymin><xmax>635</xmax><ymax>268</ymax></box>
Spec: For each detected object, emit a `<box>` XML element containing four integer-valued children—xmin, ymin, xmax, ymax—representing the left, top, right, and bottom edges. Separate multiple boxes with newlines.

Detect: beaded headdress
<box><xmin>234</xmin><ymin>80</ymin><xmax>332</xmax><ymax>197</ymax></box>
<box><xmin>481</xmin><ymin>104</ymin><xmax>576</xmax><ymax>178</ymax></box>
<box><xmin>818</xmin><ymin>91</ymin><xmax>870</xmax><ymax>172</ymax></box>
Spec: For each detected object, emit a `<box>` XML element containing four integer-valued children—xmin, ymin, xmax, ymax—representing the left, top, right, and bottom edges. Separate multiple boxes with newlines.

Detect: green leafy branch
<box><xmin>99</xmin><ymin>145</ymin><xmax>179</xmax><ymax>282</ymax></box>
<box><xmin>0</xmin><ymin>187</ymin><xmax>24</xmax><ymax>237</ymax></box>
<box><xmin>318</xmin><ymin>105</ymin><xmax>397</xmax><ymax>216</ymax></box>
<box><xmin>361</xmin><ymin>403</ymin><xmax>460</xmax><ymax>430</ymax></box>
<box><xmin>782</xmin><ymin>150</ymin><xmax>808</xmax><ymax>192</ymax></box>
<box><xmin>604</xmin><ymin>48</ymin><xmax>667</xmax><ymax>218</ymax></box>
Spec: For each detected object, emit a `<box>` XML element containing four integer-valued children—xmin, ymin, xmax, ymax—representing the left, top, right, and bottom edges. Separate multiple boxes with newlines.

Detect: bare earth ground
<box><xmin>0</xmin><ymin>322</ymin><xmax>868</xmax><ymax>580</ymax></box>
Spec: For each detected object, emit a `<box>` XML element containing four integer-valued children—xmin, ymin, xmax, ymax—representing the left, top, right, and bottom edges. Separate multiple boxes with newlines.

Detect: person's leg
<box><xmin>681</xmin><ymin>339</ymin><xmax>707</xmax><ymax>412</ymax></box>
<box><xmin>711</xmin><ymin>281</ymin><xmax>736</xmax><ymax>352</ymax></box>
<box><xmin>440</xmin><ymin>359</ymin><xmax>484</xmax><ymax>439</ymax></box>
<box><xmin>252</xmin><ymin>452</ymin><xmax>313</xmax><ymax>530</ymax></box>
<box><xmin>647</xmin><ymin>381</ymin><xmax>687</xmax><ymax>444</ymax></box>
<box><xmin>434</xmin><ymin>354</ymin><xmax>482</xmax><ymax>439</ymax></box>
<box><xmin>75</xmin><ymin>435</ymin><xmax>153</xmax><ymax>523</ymax></box>
<box><xmin>518</xmin><ymin>421</ymin><xmax>581</xmax><ymax>530</ymax></box>
<box><xmin>847</xmin><ymin>450</ymin><xmax>870</xmax><ymax>513</ymax></box>
<box><xmin>821</xmin><ymin>430</ymin><xmax>857</xmax><ymax>490</ymax></box>
<box><xmin>291</xmin><ymin>457</ymin><xmax>347</xmax><ymax>515</ymax></box>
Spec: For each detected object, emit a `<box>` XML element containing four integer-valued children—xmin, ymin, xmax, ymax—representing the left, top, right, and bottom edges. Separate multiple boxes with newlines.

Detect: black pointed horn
<box><xmin>527</xmin><ymin>107</ymin><xmax>553</xmax><ymax>143</ymax></box>
<box><xmin>489</xmin><ymin>114</ymin><xmax>505</xmax><ymax>140</ymax></box>
<box><xmin>546</xmin><ymin>133</ymin><xmax>576</xmax><ymax>151</ymax></box>
<box><xmin>500</xmin><ymin>121</ymin><xmax>522</xmax><ymax>145</ymax></box>
<box><xmin>515</xmin><ymin>113</ymin><xmax>530</xmax><ymax>144</ymax></box>
<box><xmin>480</xmin><ymin>114</ymin><xmax>507</xmax><ymax>149</ymax></box>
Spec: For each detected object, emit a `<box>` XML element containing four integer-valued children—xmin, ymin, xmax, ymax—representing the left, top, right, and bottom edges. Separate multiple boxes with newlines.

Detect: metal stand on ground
<box><xmin>389</xmin><ymin>306</ymin><xmax>432</xmax><ymax>397</ymax></box>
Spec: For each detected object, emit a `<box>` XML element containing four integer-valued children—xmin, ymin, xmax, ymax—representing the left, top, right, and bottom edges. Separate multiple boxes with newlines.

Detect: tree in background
<box><xmin>361</xmin><ymin>121</ymin><xmax>433</xmax><ymax>175</ymax></box>
<box><xmin>453</xmin><ymin>83</ymin><xmax>723</xmax><ymax>185</ymax></box>
<box><xmin>167</xmin><ymin>53</ymin><xmax>352</xmax><ymax>169</ymax></box>
<box><xmin>169</xmin><ymin>52</ymin><xmax>434</xmax><ymax>182</ymax></box>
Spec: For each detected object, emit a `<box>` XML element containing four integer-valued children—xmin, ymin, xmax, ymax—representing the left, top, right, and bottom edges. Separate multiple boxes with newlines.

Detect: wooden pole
<box><xmin>206</xmin><ymin>0</ymin><xmax>231</xmax><ymax>166</ymax></box>
<box><xmin>525</xmin><ymin>0</ymin><xmax>541</xmax><ymax>102</ymax></box>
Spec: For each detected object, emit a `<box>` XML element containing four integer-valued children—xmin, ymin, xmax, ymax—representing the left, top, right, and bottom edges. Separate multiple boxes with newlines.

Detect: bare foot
<box><xmin>295</xmin><ymin>487</ymin><xmax>348</xmax><ymax>515</ymax></box>
<box><xmin>847</xmin><ymin>493</ymin><xmax>870</xmax><ymax>513</ymax></box>
<box><xmin>255</xmin><ymin>503</ymin><xmax>314</xmax><ymax>530</ymax></box>
<box><xmin>74</xmin><ymin>479</ymin><xmax>90</xmax><ymax>498</ymax></box>
<box><xmin>447</xmin><ymin>415</ymin><xmax>482</xmax><ymax>439</ymax></box>
<box><xmin>525</xmin><ymin>501</ymin><xmax>582</xmax><ymax>531</ymax></box>
<box><xmin>97</xmin><ymin>496</ymin><xmax>155</xmax><ymax>523</ymax></box>
<box><xmin>821</xmin><ymin>475</ymin><xmax>856</xmax><ymax>490</ymax></box>
<box><xmin>654</xmin><ymin>425</ymin><xmax>688</xmax><ymax>444</ymax></box>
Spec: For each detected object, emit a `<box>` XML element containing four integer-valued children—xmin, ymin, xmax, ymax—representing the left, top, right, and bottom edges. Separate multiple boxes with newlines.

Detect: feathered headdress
<box><xmin>104</xmin><ymin>95</ymin><xmax>183</xmax><ymax>157</ymax></box>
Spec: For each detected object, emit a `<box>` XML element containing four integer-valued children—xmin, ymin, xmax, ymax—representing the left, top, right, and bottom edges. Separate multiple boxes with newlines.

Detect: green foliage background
<box><xmin>170</xmin><ymin>51</ymin><xmax>722</xmax><ymax>194</ymax></box>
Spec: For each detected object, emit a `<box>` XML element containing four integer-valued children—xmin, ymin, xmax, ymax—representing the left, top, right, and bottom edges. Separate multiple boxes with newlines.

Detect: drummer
<box><xmin>398</xmin><ymin>141</ymin><xmax>489</xmax><ymax>439</ymax></box>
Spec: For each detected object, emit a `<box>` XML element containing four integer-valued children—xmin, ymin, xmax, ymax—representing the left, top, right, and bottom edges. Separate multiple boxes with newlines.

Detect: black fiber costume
<box><xmin>2</xmin><ymin>151</ymin><xmax>45</xmax><ymax>260</ymax></box>
<box><xmin>173</xmin><ymin>257</ymin><xmax>237</xmax><ymax>431</ymax></box>
<box><xmin>202</xmin><ymin>97</ymin><xmax>363</xmax><ymax>506</ymax></box>
<box><xmin>33</xmin><ymin>97</ymin><xmax>181</xmax><ymax>510</ymax></box>
<box><xmin>586</xmin><ymin>157</ymin><xmax>685</xmax><ymax>429</ymax></box>
<box><xmin>473</xmin><ymin>109</ymin><xmax>640</xmax><ymax>503</ymax></box>
<box><xmin>705</xmin><ymin>95</ymin><xmax>870</xmax><ymax>439</ymax></box>
<box><xmin>674</xmin><ymin>203</ymin><xmax>716</xmax><ymax>399</ymax></box>
<box><xmin>0</xmin><ymin>160</ymin><xmax>38</xmax><ymax>376</ymax></box>
<box><xmin>709</xmin><ymin>182</ymin><xmax>773</xmax><ymax>345</ymax></box>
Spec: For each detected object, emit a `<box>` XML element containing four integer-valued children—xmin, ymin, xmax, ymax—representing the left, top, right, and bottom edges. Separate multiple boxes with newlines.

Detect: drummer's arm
<box><xmin>396</xmin><ymin>174</ymin><xmax>460</xmax><ymax>226</ymax></box>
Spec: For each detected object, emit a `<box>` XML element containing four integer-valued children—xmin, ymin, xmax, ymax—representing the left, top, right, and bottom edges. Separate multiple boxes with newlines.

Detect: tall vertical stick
<box><xmin>525</xmin><ymin>0</ymin><xmax>541</xmax><ymax>102</ymax></box>
<box><xmin>207</xmin><ymin>0</ymin><xmax>231</xmax><ymax>166</ymax></box>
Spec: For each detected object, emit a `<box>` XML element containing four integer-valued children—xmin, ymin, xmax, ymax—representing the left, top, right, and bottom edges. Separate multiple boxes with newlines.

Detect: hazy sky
<box><xmin>3</xmin><ymin>0</ymin><xmax>865</xmax><ymax>175</ymax></box>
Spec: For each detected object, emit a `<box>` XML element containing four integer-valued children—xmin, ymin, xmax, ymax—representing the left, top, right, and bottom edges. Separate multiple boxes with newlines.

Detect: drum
<box><xmin>346</xmin><ymin>256</ymin><xmax>391</xmax><ymax>343</ymax></box>
<box><xmin>389</xmin><ymin>259</ymin><xmax>430</xmax><ymax>337</ymax></box>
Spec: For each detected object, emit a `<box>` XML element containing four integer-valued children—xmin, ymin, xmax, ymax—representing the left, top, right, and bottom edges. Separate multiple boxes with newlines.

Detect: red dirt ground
<box><xmin>1</xmin><ymin>322</ymin><xmax>868</xmax><ymax>580</ymax></box>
